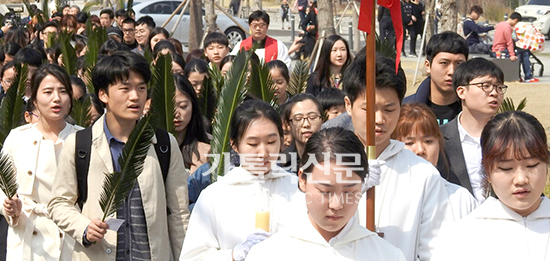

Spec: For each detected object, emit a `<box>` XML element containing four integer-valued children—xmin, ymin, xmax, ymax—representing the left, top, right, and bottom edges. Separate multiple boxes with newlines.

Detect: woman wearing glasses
<box><xmin>180</xmin><ymin>100</ymin><xmax>298</xmax><ymax>261</ymax></box>
<box><xmin>1</xmin><ymin>64</ymin><xmax>81</xmax><ymax>260</ymax></box>
<box><xmin>432</xmin><ymin>111</ymin><xmax>550</xmax><ymax>260</ymax></box>
<box><xmin>281</xmin><ymin>94</ymin><xmax>324</xmax><ymax>169</ymax></box>
<box><xmin>437</xmin><ymin>58</ymin><xmax>506</xmax><ymax>204</ymax></box>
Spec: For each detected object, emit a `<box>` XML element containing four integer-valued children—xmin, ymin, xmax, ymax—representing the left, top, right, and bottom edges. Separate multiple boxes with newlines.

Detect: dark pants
<box><xmin>403</xmin><ymin>24</ymin><xmax>417</xmax><ymax>55</ymax></box>
<box><xmin>298</xmin><ymin>9</ymin><xmax>306</xmax><ymax>27</ymax></box>
<box><xmin>469</xmin><ymin>42</ymin><xmax>492</xmax><ymax>54</ymax></box>
<box><xmin>0</xmin><ymin>218</ymin><xmax>6</xmax><ymax>261</ymax></box>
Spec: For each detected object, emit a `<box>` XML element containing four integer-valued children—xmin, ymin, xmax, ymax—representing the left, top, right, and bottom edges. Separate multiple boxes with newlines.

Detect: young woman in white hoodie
<box><xmin>432</xmin><ymin>111</ymin><xmax>550</xmax><ymax>261</ymax></box>
<box><xmin>246</xmin><ymin>127</ymin><xmax>405</xmax><ymax>260</ymax></box>
<box><xmin>180</xmin><ymin>100</ymin><xmax>298</xmax><ymax>261</ymax></box>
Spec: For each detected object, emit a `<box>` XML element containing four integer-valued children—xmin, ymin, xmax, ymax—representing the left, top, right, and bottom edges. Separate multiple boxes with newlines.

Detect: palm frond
<box><xmin>149</xmin><ymin>54</ymin><xmax>176</xmax><ymax>135</ymax></box>
<box><xmin>287</xmin><ymin>60</ymin><xmax>309</xmax><ymax>96</ymax></box>
<box><xmin>375</xmin><ymin>33</ymin><xmax>397</xmax><ymax>59</ymax></box>
<box><xmin>99</xmin><ymin>114</ymin><xmax>155</xmax><ymax>221</ymax></box>
<box><xmin>0</xmin><ymin>152</ymin><xmax>18</xmax><ymax>199</ymax></box>
<box><xmin>41</xmin><ymin>0</ymin><xmax>49</xmax><ymax>21</ymax></box>
<box><xmin>248</xmin><ymin>58</ymin><xmax>277</xmax><ymax>109</ymax></box>
<box><xmin>82</xmin><ymin>0</ymin><xmax>101</xmax><ymax>13</ymax></box>
<box><xmin>70</xmin><ymin>96</ymin><xmax>92</xmax><ymax>128</ymax></box>
<box><xmin>498</xmin><ymin>97</ymin><xmax>527</xmax><ymax>114</ymax></box>
<box><xmin>208</xmin><ymin>64</ymin><xmax>224</xmax><ymax>96</ymax></box>
<box><xmin>127</xmin><ymin>0</ymin><xmax>134</xmax><ymax>10</ymax></box>
<box><xmin>59</xmin><ymin>31</ymin><xmax>77</xmax><ymax>76</ymax></box>
<box><xmin>0</xmin><ymin>64</ymin><xmax>28</xmax><ymax>146</ymax></box>
<box><xmin>210</xmin><ymin>49</ymin><xmax>249</xmax><ymax>183</ymax></box>
<box><xmin>85</xmin><ymin>26</ymin><xmax>107</xmax><ymax>70</ymax></box>
<box><xmin>198</xmin><ymin>73</ymin><xmax>218</xmax><ymax>123</ymax></box>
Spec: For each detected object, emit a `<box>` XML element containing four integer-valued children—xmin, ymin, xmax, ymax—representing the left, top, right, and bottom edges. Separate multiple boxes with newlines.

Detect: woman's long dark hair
<box><xmin>175</xmin><ymin>74</ymin><xmax>209</xmax><ymax>169</ymax></box>
<box><xmin>313</xmin><ymin>35</ymin><xmax>351</xmax><ymax>90</ymax></box>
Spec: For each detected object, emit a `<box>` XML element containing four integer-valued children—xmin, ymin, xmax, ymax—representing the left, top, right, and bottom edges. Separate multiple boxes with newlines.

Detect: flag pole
<box><xmin>365</xmin><ymin>0</ymin><xmax>376</xmax><ymax>233</ymax></box>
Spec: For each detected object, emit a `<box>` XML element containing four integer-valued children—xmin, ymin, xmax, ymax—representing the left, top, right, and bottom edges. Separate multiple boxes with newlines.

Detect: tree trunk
<box><xmin>425</xmin><ymin>0</ymin><xmax>434</xmax><ymax>43</ymax></box>
<box><xmin>253</xmin><ymin>0</ymin><xmax>262</xmax><ymax>11</ymax></box>
<box><xmin>317</xmin><ymin>0</ymin><xmax>335</xmax><ymax>37</ymax></box>
<box><xmin>439</xmin><ymin>0</ymin><xmax>457</xmax><ymax>32</ymax></box>
<box><xmin>205</xmin><ymin>0</ymin><xmax>218</xmax><ymax>34</ymax></box>
<box><xmin>189</xmin><ymin>0</ymin><xmax>203</xmax><ymax>50</ymax></box>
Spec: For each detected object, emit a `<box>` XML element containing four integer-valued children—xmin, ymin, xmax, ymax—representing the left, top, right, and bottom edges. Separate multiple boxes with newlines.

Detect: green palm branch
<box><xmin>498</xmin><ymin>97</ymin><xmax>527</xmax><ymax>114</ymax></box>
<box><xmin>0</xmin><ymin>64</ymin><xmax>28</xmax><ymax>146</ymax></box>
<box><xmin>99</xmin><ymin>114</ymin><xmax>155</xmax><ymax>221</ymax></box>
<box><xmin>41</xmin><ymin>0</ymin><xmax>49</xmax><ymax>21</ymax></box>
<box><xmin>149</xmin><ymin>54</ymin><xmax>176</xmax><ymax>135</ymax></box>
<box><xmin>127</xmin><ymin>0</ymin><xmax>134</xmax><ymax>10</ymax></box>
<box><xmin>375</xmin><ymin>33</ymin><xmax>397</xmax><ymax>60</ymax></box>
<box><xmin>208</xmin><ymin>64</ymin><xmax>224</xmax><ymax>96</ymax></box>
<box><xmin>247</xmin><ymin>58</ymin><xmax>277</xmax><ymax>109</ymax></box>
<box><xmin>70</xmin><ymin>96</ymin><xmax>92</xmax><ymax>128</ymax></box>
<box><xmin>59</xmin><ymin>31</ymin><xmax>77</xmax><ymax>76</ymax></box>
<box><xmin>198</xmin><ymin>73</ymin><xmax>218</xmax><ymax>123</ymax></box>
<box><xmin>210</xmin><ymin>49</ymin><xmax>249</xmax><ymax>183</ymax></box>
<box><xmin>82</xmin><ymin>0</ymin><xmax>102</xmax><ymax>13</ymax></box>
<box><xmin>85</xmin><ymin>25</ymin><xmax>107</xmax><ymax>71</ymax></box>
<box><xmin>287</xmin><ymin>60</ymin><xmax>309</xmax><ymax>96</ymax></box>
<box><xmin>0</xmin><ymin>152</ymin><xmax>18</xmax><ymax>199</ymax></box>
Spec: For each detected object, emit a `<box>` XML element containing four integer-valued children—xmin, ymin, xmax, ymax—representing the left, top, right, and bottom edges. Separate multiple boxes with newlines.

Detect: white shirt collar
<box><xmin>457</xmin><ymin>112</ymin><xmax>480</xmax><ymax>144</ymax></box>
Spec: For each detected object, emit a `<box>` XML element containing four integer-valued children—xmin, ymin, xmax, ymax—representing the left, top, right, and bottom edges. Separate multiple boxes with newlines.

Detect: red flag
<box><xmin>358</xmin><ymin>0</ymin><xmax>403</xmax><ymax>72</ymax></box>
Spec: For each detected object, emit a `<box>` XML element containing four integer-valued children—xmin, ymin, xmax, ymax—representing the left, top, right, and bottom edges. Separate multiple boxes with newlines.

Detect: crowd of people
<box><xmin>0</xmin><ymin>2</ymin><xmax>546</xmax><ymax>261</ymax></box>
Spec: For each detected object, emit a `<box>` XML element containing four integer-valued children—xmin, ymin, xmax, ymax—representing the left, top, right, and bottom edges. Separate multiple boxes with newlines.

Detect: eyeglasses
<box><xmin>249</xmin><ymin>22</ymin><xmax>267</xmax><ymax>29</ymax></box>
<box><xmin>122</xmin><ymin>28</ymin><xmax>135</xmax><ymax>33</ymax></box>
<box><xmin>465</xmin><ymin>82</ymin><xmax>508</xmax><ymax>94</ymax></box>
<box><xmin>289</xmin><ymin>112</ymin><xmax>321</xmax><ymax>125</ymax></box>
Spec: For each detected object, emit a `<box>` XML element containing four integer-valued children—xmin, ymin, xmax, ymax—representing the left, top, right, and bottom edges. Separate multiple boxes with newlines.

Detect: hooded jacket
<box><xmin>180</xmin><ymin>165</ymin><xmax>298</xmax><ymax>261</ymax></box>
<box><xmin>432</xmin><ymin>197</ymin><xmax>550</xmax><ymax>261</ymax></box>
<box><xmin>356</xmin><ymin>140</ymin><xmax>451</xmax><ymax>261</ymax></box>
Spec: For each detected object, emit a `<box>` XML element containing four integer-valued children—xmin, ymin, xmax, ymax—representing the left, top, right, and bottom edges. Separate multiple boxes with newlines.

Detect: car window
<box><xmin>141</xmin><ymin>1</ymin><xmax>174</xmax><ymax>14</ymax></box>
<box><xmin>528</xmin><ymin>0</ymin><xmax>550</xmax><ymax>5</ymax></box>
<box><xmin>170</xmin><ymin>1</ymin><xmax>182</xmax><ymax>14</ymax></box>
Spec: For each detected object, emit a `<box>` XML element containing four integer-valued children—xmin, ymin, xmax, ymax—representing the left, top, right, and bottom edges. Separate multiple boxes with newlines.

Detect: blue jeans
<box><xmin>500</xmin><ymin>49</ymin><xmax>533</xmax><ymax>80</ymax></box>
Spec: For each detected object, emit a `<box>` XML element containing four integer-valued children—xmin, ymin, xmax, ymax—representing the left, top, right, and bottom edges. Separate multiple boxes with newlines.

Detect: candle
<box><xmin>255</xmin><ymin>211</ymin><xmax>270</xmax><ymax>232</ymax></box>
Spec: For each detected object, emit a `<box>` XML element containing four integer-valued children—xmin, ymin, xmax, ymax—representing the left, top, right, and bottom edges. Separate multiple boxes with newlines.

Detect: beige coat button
<box><xmin>105</xmin><ymin>248</ymin><xmax>112</xmax><ymax>254</ymax></box>
<box><xmin>32</xmin><ymin>230</ymin><xmax>37</xmax><ymax>235</ymax></box>
<box><xmin>33</xmin><ymin>141</ymin><xmax>37</xmax><ymax>145</ymax></box>
<box><xmin>27</xmin><ymin>171</ymin><xmax>32</xmax><ymax>175</ymax></box>
<box><xmin>59</xmin><ymin>233</ymin><xmax>63</xmax><ymax>238</ymax></box>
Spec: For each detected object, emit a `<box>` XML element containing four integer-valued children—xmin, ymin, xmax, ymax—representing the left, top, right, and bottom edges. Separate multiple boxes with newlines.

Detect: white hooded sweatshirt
<box><xmin>246</xmin><ymin>210</ymin><xmax>406</xmax><ymax>261</ymax></box>
<box><xmin>432</xmin><ymin>196</ymin><xmax>550</xmax><ymax>261</ymax></box>
<box><xmin>356</xmin><ymin>140</ymin><xmax>451</xmax><ymax>261</ymax></box>
<box><xmin>180</xmin><ymin>165</ymin><xmax>298</xmax><ymax>261</ymax></box>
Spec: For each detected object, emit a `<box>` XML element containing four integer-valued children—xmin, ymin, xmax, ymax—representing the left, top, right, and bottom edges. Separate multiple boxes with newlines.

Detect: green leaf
<box><xmin>149</xmin><ymin>54</ymin><xmax>176</xmax><ymax>135</ymax></box>
<box><xmin>85</xmin><ymin>26</ymin><xmax>107</xmax><ymax>71</ymax></box>
<box><xmin>59</xmin><ymin>31</ymin><xmax>77</xmax><ymax>76</ymax></box>
<box><xmin>498</xmin><ymin>97</ymin><xmax>527</xmax><ymax>114</ymax></box>
<box><xmin>99</xmin><ymin>114</ymin><xmax>155</xmax><ymax>221</ymax></box>
<box><xmin>0</xmin><ymin>64</ymin><xmax>28</xmax><ymax>146</ymax></box>
<box><xmin>127</xmin><ymin>0</ymin><xmax>134</xmax><ymax>10</ymax></box>
<box><xmin>375</xmin><ymin>33</ymin><xmax>397</xmax><ymax>60</ymax></box>
<box><xmin>198</xmin><ymin>72</ymin><xmax>218</xmax><ymax>123</ymax></box>
<box><xmin>287</xmin><ymin>60</ymin><xmax>310</xmax><ymax>96</ymax></box>
<box><xmin>208</xmin><ymin>64</ymin><xmax>224</xmax><ymax>97</ymax></box>
<box><xmin>82</xmin><ymin>0</ymin><xmax>102</xmax><ymax>13</ymax></box>
<box><xmin>0</xmin><ymin>151</ymin><xmax>18</xmax><ymax>199</ymax></box>
<box><xmin>70</xmin><ymin>96</ymin><xmax>92</xmax><ymax>128</ymax></box>
<box><xmin>210</xmin><ymin>49</ymin><xmax>249</xmax><ymax>183</ymax></box>
<box><xmin>41</xmin><ymin>0</ymin><xmax>49</xmax><ymax>21</ymax></box>
<box><xmin>247</xmin><ymin>57</ymin><xmax>277</xmax><ymax>109</ymax></box>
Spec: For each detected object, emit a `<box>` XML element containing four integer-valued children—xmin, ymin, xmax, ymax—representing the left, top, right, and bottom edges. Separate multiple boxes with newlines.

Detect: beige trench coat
<box><xmin>48</xmin><ymin>115</ymin><xmax>190</xmax><ymax>261</ymax></box>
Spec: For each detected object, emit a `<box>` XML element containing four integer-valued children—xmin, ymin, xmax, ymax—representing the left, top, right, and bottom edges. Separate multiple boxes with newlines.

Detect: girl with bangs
<box><xmin>393</xmin><ymin>103</ymin><xmax>477</xmax><ymax>221</ymax></box>
<box><xmin>432</xmin><ymin>111</ymin><xmax>550</xmax><ymax>261</ymax></box>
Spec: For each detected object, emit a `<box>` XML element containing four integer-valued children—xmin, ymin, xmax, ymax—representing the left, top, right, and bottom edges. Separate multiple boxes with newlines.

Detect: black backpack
<box><xmin>74</xmin><ymin>127</ymin><xmax>171</xmax><ymax>210</ymax></box>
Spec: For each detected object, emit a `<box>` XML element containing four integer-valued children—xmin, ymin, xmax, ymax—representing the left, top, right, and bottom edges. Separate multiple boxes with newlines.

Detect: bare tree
<box><xmin>439</xmin><ymin>0</ymin><xmax>457</xmax><ymax>32</ymax></box>
<box><xmin>205</xmin><ymin>0</ymin><xmax>218</xmax><ymax>34</ymax></box>
<box><xmin>189</xmin><ymin>0</ymin><xmax>203</xmax><ymax>50</ymax></box>
<box><xmin>253</xmin><ymin>0</ymin><xmax>262</xmax><ymax>11</ymax></box>
<box><xmin>318</xmin><ymin>0</ymin><xmax>336</xmax><ymax>36</ymax></box>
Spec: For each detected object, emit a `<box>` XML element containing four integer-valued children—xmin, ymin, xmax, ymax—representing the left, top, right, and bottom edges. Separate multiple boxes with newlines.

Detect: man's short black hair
<box><xmin>122</xmin><ymin>17</ymin><xmax>136</xmax><ymax>26</ymax></box>
<box><xmin>204</xmin><ymin>32</ymin><xmax>229</xmax><ymax>48</ymax></box>
<box><xmin>344</xmin><ymin>54</ymin><xmax>407</xmax><ymax>105</ymax></box>
<box><xmin>453</xmin><ymin>57</ymin><xmax>504</xmax><ymax>91</ymax></box>
<box><xmin>75</xmin><ymin>12</ymin><xmax>88</xmax><ymax>23</ymax></box>
<box><xmin>41</xmin><ymin>20</ymin><xmax>59</xmax><ymax>33</ymax></box>
<box><xmin>14</xmin><ymin>47</ymin><xmax>44</xmax><ymax>67</ymax></box>
<box><xmin>248</xmin><ymin>10</ymin><xmax>270</xmax><ymax>25</ymax></box>
<box><xmin>510</xmin><ymin>12</ymin><xmax>522</xmax><ymax>21</ymax></box>
<box><xmin>426</xmin><ymin>31</ymin><xmax>469</xmax><ymax>64</ymax></box>
<box><xmin>283</xmin><ymin>93</ymin><xmax>323</xmax><ymax>123</ymax></box>
<box><xmin>115</xmin><ymin>8</ymin><xmax>127</xmax><ymax>18</ymax></box>
<box><xmin>316</xmin><ymin>88</ymin><xmax>346</xmax><ymax>111</ymax></box>
<box><xmin>136</xmin><ymin>16</ymin><xmax>155</xmax><ymax>30</ymax></box>
<box><xmin>100</xmin><ymin>9</ymin><xmax>115</xmax><ymax>19</ymax></box>
<box><xmin>92</xmin><ymin>51</ymin><xmax>151</xmax><ymax>97</ymax></box>
<box><xmin>470</xmin><ymin>5</ymin><xmax>483</xmax><ymax>15</ymax></box>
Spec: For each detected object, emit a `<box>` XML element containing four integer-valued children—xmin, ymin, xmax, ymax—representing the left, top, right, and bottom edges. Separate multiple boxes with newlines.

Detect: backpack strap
<box><xmin>75</xmin><ymin>127</ymin><xmax>93</xmax><ymax>210</ymax></box>
<box><xmin>154</xmin><ymin>128</ymin><xmax>171</xmax><ymax>183</ymax></box>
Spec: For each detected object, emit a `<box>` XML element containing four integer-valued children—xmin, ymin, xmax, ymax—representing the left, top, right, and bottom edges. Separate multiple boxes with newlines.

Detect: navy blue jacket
<box><xmin>403</xmin><ymin>76</ymin><xmax>431</xmax><ymax>104</ymax></box>
<box><xmin>463</xmin><ymin>18</ymin><xmax>494</xmax><ymax>45</ymax></box>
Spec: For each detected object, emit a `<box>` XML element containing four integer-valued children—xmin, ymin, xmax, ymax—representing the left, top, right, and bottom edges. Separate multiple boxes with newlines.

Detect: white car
<box><xmin>515</xmin><ymin>0</ymin><xmax>550</xmax><ymax>37</ymax></box>
<box><xmin>130</xmin><ymin>0</ymin><xmax>249</xmax><ymax>48</ymax></box>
